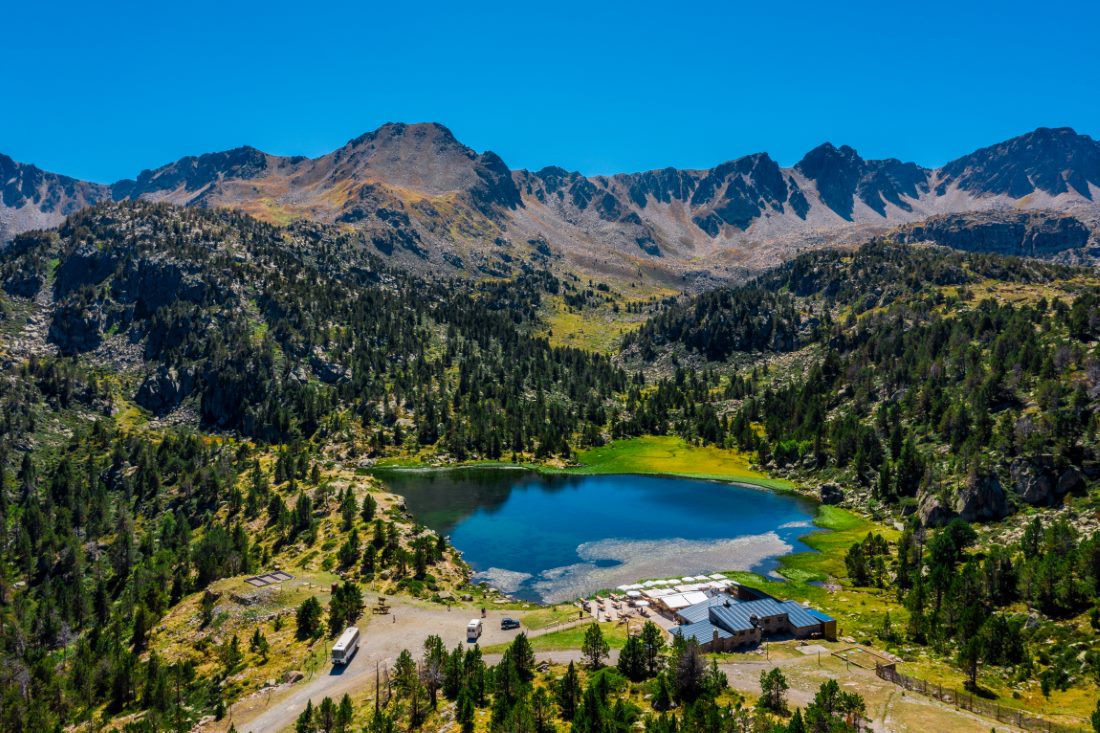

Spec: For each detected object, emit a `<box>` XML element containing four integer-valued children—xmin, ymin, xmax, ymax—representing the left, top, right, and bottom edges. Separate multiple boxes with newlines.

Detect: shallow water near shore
<box><xmin>374</xmin><ymin>467</ymin><xmax>817</xmax><ymax>603</ymax></box>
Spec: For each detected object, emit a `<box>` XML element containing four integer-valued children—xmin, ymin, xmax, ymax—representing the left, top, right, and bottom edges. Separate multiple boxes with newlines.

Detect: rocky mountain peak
<box><xmin>796</xmin><ymin>143</ymin><xmax>929</xmax><ymax>219</ymax></box>
<box><xmin>111</xmin><ymin>145</ymin><xmax>275</xmax><ymax>202</ymax></box>
<box><xmin>323</xmin><ymin>121</ymin><xmax>506</xmax><ymax>199</ymax></box>
<box><xmin>938</xmin><ymin>126</ymin><xmax>1100</xmax><ymax>198</ymax></box>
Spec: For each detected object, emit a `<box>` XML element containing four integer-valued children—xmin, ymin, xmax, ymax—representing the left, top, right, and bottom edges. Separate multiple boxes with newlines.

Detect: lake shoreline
<box><xmin>371</xmin><ymin>457</ymin><xmax>834</xmax><ymax>606</ymax></box>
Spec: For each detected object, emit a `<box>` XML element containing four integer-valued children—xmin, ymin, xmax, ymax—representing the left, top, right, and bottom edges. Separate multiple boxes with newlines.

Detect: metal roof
<box><xmin>672</xmin><ymin>620</ymin><xmax>731</xmax><ymax>644</ymax></box>
<box><xmin>780</xmin><ymin>601</ymin><xmax>824</xmax><ymax>630</ymax></box>
<box><xmin>677</xmin><ymin>591</ymin><xmax>830</xmax><ymax>636</ymax></box>
<box><xmin>677</xmin><ymin>593</ymin><xmax>735</xmax><ymax>624</ymax></box>
<box><xmin>710</xmin><ymin>598</ymin><xmax>788</xmax><ymax>632</ymax></box>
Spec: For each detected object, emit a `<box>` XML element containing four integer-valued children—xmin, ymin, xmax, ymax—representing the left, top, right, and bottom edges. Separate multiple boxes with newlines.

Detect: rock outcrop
<box><xmin>895</xmin><ymin>210</ymin><xmax>1093</xmax><ymax>257</ymax></box>
<box><xmin>1008</xmin><ymin>457</ymin><xmax>1085</xmax><ymax>506</ymax></box>
<box><xmin>135</xmin><ymin>366</ymin><xmax>196</xmax><ymax>415</ymax></box>
<box><xmin>819</xmin><ymin>482</ymin><xmax>844</xmax><ymax>505</ymax></box>
<box><xmin>953</xmin><ymin>473</ymin><xmax>1009</xmax><ymax>522</ymax></box>
<box><xmin>48</xmin><ymin>301</ymin><xmax>103</xmax><ymax>354</ymax></box>
<box><xmin>795</xmin><ymin>143</ymin><xmax>928</xmax><ymax>220</ymax></box>
<box><xmin>918</xmin><ymin>492</ymin><xmax>954</xmax><ymax>528</ymax></box>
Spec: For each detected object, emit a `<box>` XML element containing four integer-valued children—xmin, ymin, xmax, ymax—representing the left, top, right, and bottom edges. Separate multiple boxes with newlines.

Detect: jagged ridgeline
<box><xmin>627</xmin><ymin>241</ymin><xmax>1100</xmax><ymax>521</ymax></box>
<box><xmin>1</xmin><ymin>201</ymin><xmax>623</xmax><ymax>456</ymax></box>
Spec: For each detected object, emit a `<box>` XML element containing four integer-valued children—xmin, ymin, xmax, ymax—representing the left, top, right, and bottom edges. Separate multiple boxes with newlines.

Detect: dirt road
<box><xmin>229</xmin><ymin>596</ymin><xmax>588</xmax><ymax>733</ymax></box>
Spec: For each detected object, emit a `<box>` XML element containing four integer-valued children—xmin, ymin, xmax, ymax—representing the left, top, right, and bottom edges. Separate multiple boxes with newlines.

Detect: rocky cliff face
<box><xmin>3</xmin><ymin>125</ymin><xmax>1100</xmax><ymax>284</ymax></box>
<box><xmin>894</xmin><ymin>210</ymin><xmax>1097</xmax><ymax>258</ymax></box>
<box><xmin>794</xmin><ymin>143</ymin><xmax>930</xmax><ymax>219</ymax></box>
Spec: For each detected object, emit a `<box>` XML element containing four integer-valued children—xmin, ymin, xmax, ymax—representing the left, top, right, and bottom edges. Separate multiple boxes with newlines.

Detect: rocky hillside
<box><xmin>623</xmin><ymin>241</ymin><xmax>1100</xmax><ymax>528</ymax></box>
<box><xmin>2</xmin><ymin>125</ymin><xmax>1099</xmax><ymax>285</ymax></box>
<box><xmin>0</xmin><ymin>153</ymin><xmax>111</xmax><ymax>243</ymax></box>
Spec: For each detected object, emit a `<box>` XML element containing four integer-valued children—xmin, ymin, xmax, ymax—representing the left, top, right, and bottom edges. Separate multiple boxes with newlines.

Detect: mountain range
<box><xmin>3</xmin><ymin>124</ymin><xmax>1099</xmax><ymax>284</ymax></box>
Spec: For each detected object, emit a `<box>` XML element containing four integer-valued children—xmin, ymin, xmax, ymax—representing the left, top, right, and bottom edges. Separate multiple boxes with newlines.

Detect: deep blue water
<box><xmin>374</xmin><ymin>468</ymin><xmax>816</xmax><ymax>603</ymax></box>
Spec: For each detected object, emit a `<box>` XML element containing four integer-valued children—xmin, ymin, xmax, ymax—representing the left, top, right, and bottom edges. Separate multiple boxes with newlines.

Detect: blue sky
<box><xmin>6</xmin><ymin>0</ymin><xmax>1099</xmax><ymax>182</ymax></box>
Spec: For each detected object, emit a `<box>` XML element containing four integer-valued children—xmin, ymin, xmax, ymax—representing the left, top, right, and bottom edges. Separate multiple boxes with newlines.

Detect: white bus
<box><xmin>466</xmin><ymin>619</ymin><xmax>483</xmax><ymax>643</ymax></box>
<box><xmin>332</xmin><ymin>626</ymin><xmax>360</xmax><ymax>665</ymax></box>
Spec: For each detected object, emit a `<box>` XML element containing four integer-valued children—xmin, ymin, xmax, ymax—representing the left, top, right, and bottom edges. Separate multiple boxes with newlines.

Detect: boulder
<box><xmin>1009</xmin><ymin>457</ymin><xmax>1082</xmax><ymax>506</ymax></box>
<box><xmin>819</xmin><ymin>483</ymin><xmax>844</xmax><ymax>505</ymax></box>
<box><xmin>918</xmin><ymin>492</ymin><xmax>955</xmax><ymax>528</ymax></box>
<box><xmin>953</xmin><ymin>474</ymin><xmax>1009</xmax><ymax>522</ymax></box>
<box><xmin>135</xmin><ymin>366</ymin><xmax>195</xmax><ymax>415</ymax></box>
<box><xmin>1056</xmin><ymin>466</ymin><xmax>1085</xmax><ymax>495</ymax></box>
<box><xmin>283</xmin><ymin>670</ymin><xmax>304</xmax><ymax>684</ymax></box>
<box><xmin>1009</xmin><ymin>457</ymin><xmax>1058</xmax><ymax>506</ymax></box>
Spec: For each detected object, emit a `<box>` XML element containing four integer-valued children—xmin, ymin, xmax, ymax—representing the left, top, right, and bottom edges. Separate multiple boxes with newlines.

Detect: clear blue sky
<box><xmin>6</xmin><ymin>0</ymin><xmax>1099</xmax><ymax>183</ymax></box>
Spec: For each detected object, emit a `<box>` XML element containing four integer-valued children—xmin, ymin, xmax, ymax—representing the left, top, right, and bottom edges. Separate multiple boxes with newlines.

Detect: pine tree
<box><xmin>556</xmin><ymin>661</ymin><xmax>581</xmax><ymax>720</ymax></box>
<box><xmin>581</xmin><ymin>623</ymin><xmax>609</xmax><ymax>669</ymax></box>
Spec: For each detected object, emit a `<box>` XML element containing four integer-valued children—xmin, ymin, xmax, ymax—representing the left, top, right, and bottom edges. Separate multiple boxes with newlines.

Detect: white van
<box><xmin>466</xmin><ymin>619</ymin><xmax>483</xmax><ymax>643</ymax></box>
<box><xmin>332</xmin><ymin>626</ymin><xmax>360</xmax><ymax>665</ymax></box>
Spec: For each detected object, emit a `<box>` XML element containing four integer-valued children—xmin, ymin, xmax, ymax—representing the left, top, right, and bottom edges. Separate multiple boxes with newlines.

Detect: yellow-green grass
<box><xmin>961</xmin><ymin>276</ymin><xmax>1100</xmax><ymax>307</ymax></box>
<box><xmin>785</xmin><ymin>505</ymin><xmax>899</xmax><ymax>581</ymax></box>
<box><xmin>114</xmin><ymin>397</ymin><xmax>148</xmax><ymax>432</ymax></box>
<box><xmin>152</xmin><ymin>569</ymin><xmax>341</xmax><ymax>698</ymax></box>
<box><xmin>374</xmin><ymin>435</ymin><xmax>792</xmax><ymax>492</ymax></box>
<box><xmin>483</xmin><ymin>622</ymin><xmax>631</xmax><ymax>654</ymax></box>
<box><xmin>567</xmin><ymin>435</ymin><xmax>793</xmax><ymax>491</ymax></box>
<box><xmin>897</xmin><ymin>650</ymin><xmax>1099</xmax><ymax>727</ymax></box>
<box><xmin>519</xmin><ymin>605</ymin><xmax>582</xmax><ymax>631</ymax></box>
<box><xmin>542</xmin><ymin>300</ymin><xmax>646</xmax><ymax>354</ymax></box>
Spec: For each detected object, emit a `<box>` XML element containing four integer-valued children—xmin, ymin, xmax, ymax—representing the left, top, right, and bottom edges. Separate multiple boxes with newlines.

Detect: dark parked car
<box><xmin>501</xmin><ymin>618</ymin><xmax>521</xmax><ymax>630</ymax></box>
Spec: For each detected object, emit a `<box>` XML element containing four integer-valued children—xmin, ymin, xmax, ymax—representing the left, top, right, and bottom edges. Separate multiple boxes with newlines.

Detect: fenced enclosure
<box><xmin>875</xmin><ymin>663</ymin><xmax>1086</xmax><ymax>733</ymax></box>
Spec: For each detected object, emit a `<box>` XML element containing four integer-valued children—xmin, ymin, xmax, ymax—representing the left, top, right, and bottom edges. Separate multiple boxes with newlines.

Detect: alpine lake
<box><xmin>373</xmin><ymin>468</ymin><xmax>817</xmax><ymax>604</ymax></box>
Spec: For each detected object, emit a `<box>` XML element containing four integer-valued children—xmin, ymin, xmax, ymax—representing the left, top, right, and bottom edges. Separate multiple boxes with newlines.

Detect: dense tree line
<box><xmin>1</xmin><ymin>202</ymin><xmax>626</xmax><ymax>457</ymax></box>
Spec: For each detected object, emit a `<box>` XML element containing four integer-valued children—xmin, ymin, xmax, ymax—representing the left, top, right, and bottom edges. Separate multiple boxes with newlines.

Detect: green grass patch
<box><xmin>567</xmin><ymin>436</ymin><xmax>793</xmax><ymax>491</ymax></box>
<box><xmin>519</xmin><ymin>605</ymin><xmax>579</xmax><ymax>631</ymax></box>
<box><xmin>485</xmin><ymin>623</ymin><xmax>630</xmax><ymax>654</ymax></box>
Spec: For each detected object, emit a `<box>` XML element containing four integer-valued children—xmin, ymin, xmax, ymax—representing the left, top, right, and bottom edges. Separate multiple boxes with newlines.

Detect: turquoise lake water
<box><xmin>374</xmin><ymin>468</ymin><xmax>817</xmax><ymax>603</ymax></box>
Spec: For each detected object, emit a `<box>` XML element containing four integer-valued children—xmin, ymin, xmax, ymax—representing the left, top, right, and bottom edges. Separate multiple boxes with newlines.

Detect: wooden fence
<box><xmin>874</xmin><ymin>664</ymin><xmax>1086</xmax><ymax>733</ymax></box>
